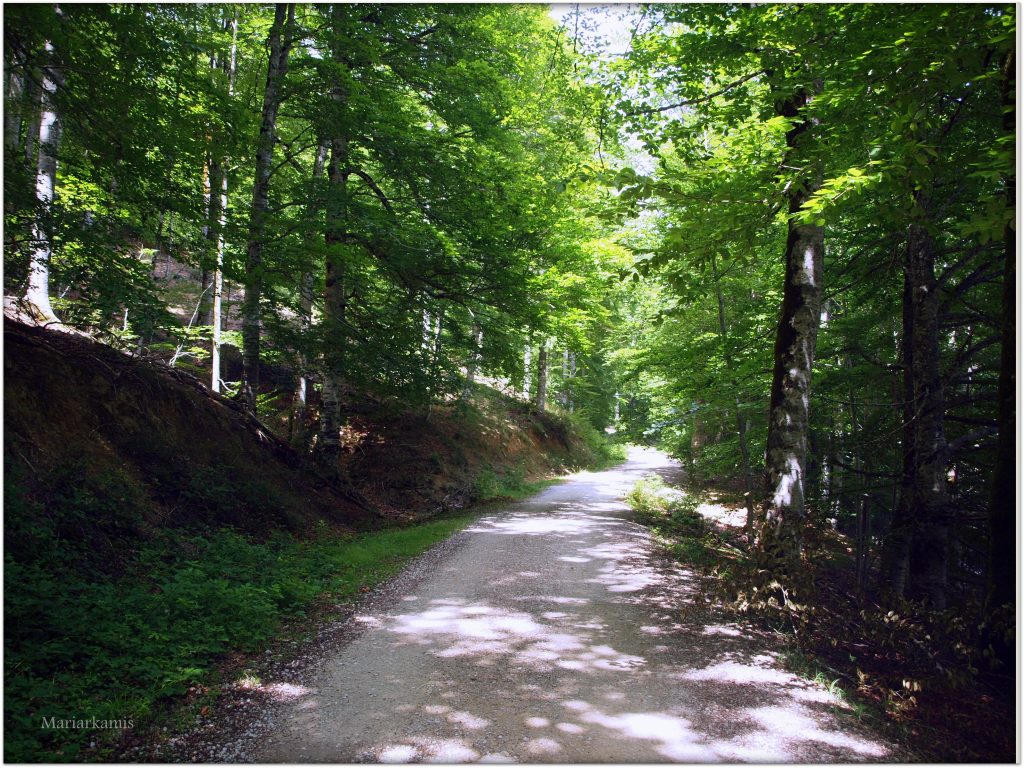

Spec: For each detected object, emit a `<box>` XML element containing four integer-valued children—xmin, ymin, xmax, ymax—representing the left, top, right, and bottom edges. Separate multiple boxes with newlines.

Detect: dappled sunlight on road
<box><xmin>386</xmin><ymin>600</ymin><xmax>646</xmax><ymax>675</ymax></box>
<box><xmin>251</xmin><ymin>447</ymin><xmax>894</xmax><ymax>763</ymax></box>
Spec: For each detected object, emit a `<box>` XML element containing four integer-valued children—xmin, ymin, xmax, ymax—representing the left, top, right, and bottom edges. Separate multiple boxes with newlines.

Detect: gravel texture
<box><xmin>156</xmin><ymin>447</ymin><xmax>898</xmax><ymax>763</ymax></box>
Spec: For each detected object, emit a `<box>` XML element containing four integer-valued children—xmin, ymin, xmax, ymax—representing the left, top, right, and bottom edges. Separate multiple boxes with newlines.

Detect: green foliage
<box><xmin>473</xmin><ymin>464</ymin><xmax>555</xmax><ymax>503</ymax></box>
<box><xmin>624</xmin><ymin>476</ymin><xmax>724</xmax><ymax>573</ymax></box>
<box><xmin>4</xmin><ymin>473</ymin><xmax>471</xmax><ymax>762</ymax></box>
<box><xmin>564</xmin><ymin>412</ymin><xmax>627</xmax><ymax>469</ymax></box>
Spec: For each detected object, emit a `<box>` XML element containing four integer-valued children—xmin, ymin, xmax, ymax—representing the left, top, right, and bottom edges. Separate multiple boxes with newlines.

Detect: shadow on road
<box><xmin>248</xmin><ymin>447</ymin><xmax>893</xmax><ymax>763</ymax></box>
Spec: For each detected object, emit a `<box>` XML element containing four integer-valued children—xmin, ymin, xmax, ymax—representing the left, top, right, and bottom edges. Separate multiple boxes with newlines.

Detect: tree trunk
<box><xmin>199</xmin><ymin>152</ymin><xmax>213</xmax><ymax>325</ymax></box>
<box><xmin>535</xmin><ymin>341</ymin><xmax>548</xmax><ymax>411</ymax></box>
<box><xmin>318</xmin><ymin>132</ymin><xmax>349</xmax><ymax>465</ymax></box>
<box><xmin>316</xmin><ymin>10</ymin><xmax>351</xmax><ymax>469</ymax></box>
<box><xmin>290</xmin><ymin>139</ymin><xmax>329</xmax><ymax>449</ymax></box>
<box><xmin>241</xmin><ymin>3</ymin><xmax>295</xmax><ymax>411</ymax></box>
<box><xmin>199</xmin><ymin>153</ymin><xmax>214</xmax><ymax>326</ymax></box>
<box><xmin>22</xmin><ymin>67</ymin><xmax>40</xmax><ymax>172</ymax></box>
<box><xmin>711</xmin><ymin>252</ymin><xmax>755</xmax><ymax>503</ymax></box>
<box><xmin>760</xmin><ymin>86</ymin><xmax>824</xmax><ymax>566</ymax></box>
<box><xmin>905</xmin><ymin>201</ymin><xmax>950</xmax><ymax>610</ymax></box>
<box><xmin>884</xmin><ymin>268</ymin><xmax>917</xmax><ymax>599</ymax></box>
<box><xmin>568</xmin><ymin>350</ymin><xmax>576</xmax><ymax>412</ymax></box>
<box><xmin>560</xmin><ymin>348</ymin><xmax>569</xmax><ymax>407</ymax></box>
<box><xmin>431</xmin><ymin>309</ymin><xmax>444</xmax><ymax>379</ymax></box>
<box><xmin>210</xmin><ymin>13</ymin><xmax>237</xmax><ymax>394</ymax></box>
<box><xmin>462</xmin><ymin>315</ymin><xmax>483</xmax><ymax>401</ymax></box>
<box><xmin>690</xmin><ymin>402</ymin><xmax>705</xmax><ymax>485</ymax></box>
<box><xmin>24</xmin><ymin>40</ymin><xmax>63</xmax><ymax>325</ymax></box>
<box><xmin>522</xmin><ymin>342</ymin><xmax>532</xmax><ymax>400</ymax></box>
<box><xmin>886</xmin><ymin>194</ymin><xmax>950</xmax><ymax>609</ymax></box>
<box><xmin>5</xmin><ymin>68</ymin><xmax>24</xmax><ymax>155</ymax></box>
<box><xmin>986</xmin><ymin>50</ymin><xmax>1015</xmax><ymax>612</ymax></box>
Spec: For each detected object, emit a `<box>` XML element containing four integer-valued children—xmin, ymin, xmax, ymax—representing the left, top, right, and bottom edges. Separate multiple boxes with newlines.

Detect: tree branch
<box><xmin>947</xmin><ymin>427</ymin><xmax>998</xmax><ymax>454</ymax></box>
<box><xmin>346</xmin><ymin>167</ymin><xmax>394</xmax><ymax>214</ymax></box>
<box><xmin>627</xmin><ymin>70</ymin><xmax>764</xmax><ymax>116</ymax></box>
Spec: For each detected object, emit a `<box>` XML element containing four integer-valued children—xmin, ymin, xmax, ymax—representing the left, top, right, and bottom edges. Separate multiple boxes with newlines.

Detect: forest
<box><xmin>3</xmin><ymin>2</ymin><xmax>1017</xmax><ymax>763</ymax></box>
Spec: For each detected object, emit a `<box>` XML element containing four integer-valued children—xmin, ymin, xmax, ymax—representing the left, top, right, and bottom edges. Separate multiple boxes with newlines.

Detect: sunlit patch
<box><xmin>555</xmin><ymin>722</ymin><xmax>585</xmax><ymax>734</ymax></box>
<box><xmin>701</xmin><ymin>624</ymin><xmax>742</xmax><ymax>637</ymax></box>
<box><xmin>262</xmin><ymin>682</ymin><xmax>310</xmax><ymax>701</ymax></box>
<box><xmin>681</xmin><ymin>660</ymin><xmax>800</xmax><ymax>686</ymax></box>
<box><xmin>378</xmin><ymin>737</ymin><xmax>480</xmax><ymax>763</ymax></box>
<box><xmin>562</xmin><ymin>699</ymin><xmax>590</xmax><ymax>712</ymax></box>
<box><xmin>447</xmin><ymin>710</ymin><xmax>489</xmax><ymax>730</ymax></box>
<box><xmin>378</xmin><ymin>744</ymin><xmax>418</xmax><ymax>763</ymax></box>
<box><xmin>469</xmin><ymin>515</ymin><xmax>597</xmax><ymax>536</ymax></box>
<box><xmin>518</xmin><ymin>648</ymin><xmax>559</xmax><ymax>662</ymax></box>
<box><xmin>234</xmin><ymin>676</ymin><xmax>312</xmax><ymax>703</ymax></box>
<box><xmin>787</xmin><ymin>686</ymin><xmax>837</xmax><ymax>705</ymax></box>
<box><xmin>696</xmin><ymin>501</ymin><xmax>747</xmax><ymax>528</ymax></box>
<box><xmin>593</xmin><ymin>656</ymin><xmax>645</xmax><ymax>670</ymax></box>
<box><xmin>541</xmin><ymin>611</ymin><xmax>569</xmax><ymax>619</ymax></box>
<box><xmin>478</xmin><ymin>752</ymin><xmax>515</xmax><ymax>763</ymax></box>
<box><xmin>745</xmin><ymin>705</ymin><xmax>887</xmax><ymax>756</ymax></box>
<box><xmin>424</xmin><ymin>704</ymin><xmax>450</xmax><ymax>715</ymax></box>
<box><xmin>558</xmin><ymin>556</ymin><xmax>590</xmax><ymax>563</ymax></box>
<box><xmin>525</xmin><ymin>716</ymin><xmax>549</xmax><ymax>728</ymax></box>
<box><xmin>524</xmin><ymin>737</ymin><xmax>562</xmax><ymax>755</ymax></box>
<box><xmin>559</xmin><ymin>700</ymin><xmax>718</xmax><ymax>762</ymax></box>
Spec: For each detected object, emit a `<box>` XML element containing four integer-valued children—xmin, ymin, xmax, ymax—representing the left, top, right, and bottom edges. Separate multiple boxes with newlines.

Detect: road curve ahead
<box><xmin>249</xmin><ymin>447</ymin><xmax>894</xmax><ymax>763</ymax></box>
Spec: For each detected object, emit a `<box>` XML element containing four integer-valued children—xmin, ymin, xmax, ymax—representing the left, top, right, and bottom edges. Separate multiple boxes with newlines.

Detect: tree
<box><xmin>24</xmin><ymin>34</ymin><xmax>63</xmax><ymax>324</ymax></box>
<box><xmin>240</xmin><ymin>3</ymin><xmax>295</xmax><ymax>410</ymax></box>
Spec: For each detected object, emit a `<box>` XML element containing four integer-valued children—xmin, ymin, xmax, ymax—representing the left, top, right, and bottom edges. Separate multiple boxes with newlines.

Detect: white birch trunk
<box><xmin>210</xmin><ymin>13</ymin><xmax>237</xmax><ymax>393</ymax></box>
<box><xmin>25</xmin><ymin>40</ymin><xmax>62</xmax><ymax>325</ymax></box>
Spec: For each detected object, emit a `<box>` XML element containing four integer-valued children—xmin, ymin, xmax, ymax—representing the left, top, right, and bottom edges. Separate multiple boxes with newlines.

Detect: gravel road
<box><xmin>195</xmin><ymin>447</ymin><xmax>897</xmax><ymax>763</ymax></box>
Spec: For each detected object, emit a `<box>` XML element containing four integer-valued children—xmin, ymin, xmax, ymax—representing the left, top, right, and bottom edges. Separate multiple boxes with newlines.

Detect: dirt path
<box><xmin>196</xmin><ymin>447</ymin><xmax>897</xmax><ymax>763</ymax></box>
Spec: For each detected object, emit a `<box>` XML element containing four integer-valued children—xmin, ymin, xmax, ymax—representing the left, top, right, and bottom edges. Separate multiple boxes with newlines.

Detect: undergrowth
<box><xmin>625</xmin><ymin>476</ymin><xmax>728</xmax><ymax>572</ymax></box>
<box><xmin>4</xmin><ymin>476</ymin><xmax>471</xmax><ymax>763</ymax></box>
<box><xmin>566</xmin><ymin>414</ymin><xmax>628</xmax><ymax>469</ymax></box>
<box><xmin>625</xmin><ymin>475</ymin><xmax>1016</xmax><ymax>762</ymax></box>
<box><xmin>473</xmin><ymin>463</ymin><xmax>557</xmax><ymax>502</ymax></box>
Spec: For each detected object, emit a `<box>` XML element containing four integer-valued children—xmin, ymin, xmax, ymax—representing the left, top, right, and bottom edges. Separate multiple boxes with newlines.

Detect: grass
<box><xmin>4</xmin><ymin>512</ymin><xmax>472</xmax><ymax>763</ymax></box>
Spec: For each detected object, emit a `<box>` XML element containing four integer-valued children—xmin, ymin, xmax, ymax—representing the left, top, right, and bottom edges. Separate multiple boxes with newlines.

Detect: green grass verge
<box><xmin>4</xmin><ymin>515</ymin><xmax>472</xmax><ymax>762</ymax></box>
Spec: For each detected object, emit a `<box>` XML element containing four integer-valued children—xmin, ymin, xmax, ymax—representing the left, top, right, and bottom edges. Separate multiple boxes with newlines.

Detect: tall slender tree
<box><xmin>241</xmin><ymin>3</ymin><xmax>295</xmax><ymax>410</ymax></box>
